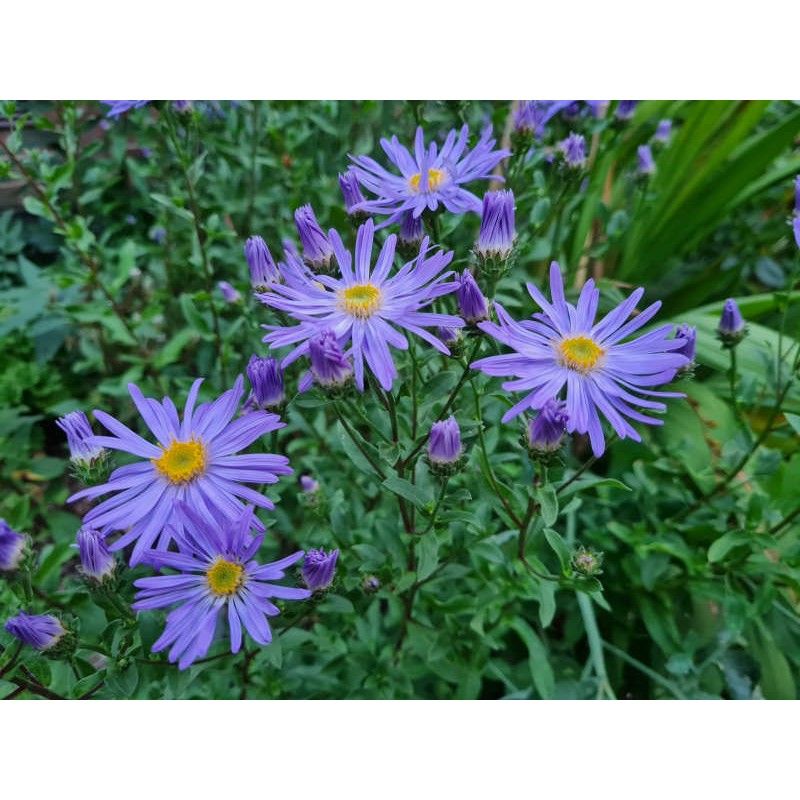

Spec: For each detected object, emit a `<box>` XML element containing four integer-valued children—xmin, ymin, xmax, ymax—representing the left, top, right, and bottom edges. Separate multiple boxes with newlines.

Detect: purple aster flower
<box><xmin>101</xmin><ymin>101</ymin><xmax>149</xmax><ymax>118</ymax></box>
<box><xmin>299</xmin><ymin>475</ymin><xmax>320</xmax><ymax>493</ymax></box>
<box><xmin>476</xmin><ymin>190</ymin><xmax>515</xmax><ymax>261</ymax></box>
<box><xmin>245</xmin><ymin>236</ymin><xmax>280</xmax><ymax>292</ymax></box>
<box><xmin>218</xmin><ymin>281</ymin><xmax>241</xmax><ymax>304</ymax></box>
<box><xmin>457</xmin><ymin>271</ymin><xmax>490</xmax><ymax>324</ymax></box>
<box><xmin>245</xmin><ymin>355</ymin><xmax>285</xmax><ymax>410</ymax></box>
<box><xmin>57</xmin><ymin>410</ymin><xmax>106</xmax><ymax>466</ymax></box>
<box><xmin>301</xmin><ymin>548</ymin><xmax>339</xmax><ymax>592</ymax></box>
<box><xmin>132</xmin><ymin>505</ymin><xmax>310</xmax><ymax>669</ymax></box>
<box><xmin>5</xmin><ymin>612</ymin><xmax>65</xmax><ymax>651</ymax></box>
<box><xmin>558</xmin><ymin>132</ymin><xmax>587</xmax><ymax>169</ymax></box>
<box><xmin>616</xmin><ymin>101</ymin><xmax>639</xmax><ymax>120</ymax></box>
<box><xmin>472</xmin><ymin>262</ymin><xmax>688</xmax><ymax>457</ymax></box>
<box><xmin>306</xmin><ymin>330</ymin><xmax>354</xmax><ymax>389</ymax></box>
<box><xmin>67</xmin><ymin>377</ymin><xmax>292</xmax><ymax>565</ymax></box>
<box><xmin>654</xmin><ymin>119</ymin><xmax>672</xmax><ymax>143</ymax></box>
<box><xmin>259</xmin><ymin>219</ymin><xmax>463</xmax><ymax>391</ymax></box>
<box><xmin>76</xmin><ymin>527</ymin><xmax>116</xmax><ymax>582</ymax></box>
<box><xmin>673</xmin><ymin>323</ymin><xmax>697</xmax><ymax>366</ymax></box>
<box><xmin>338</xmin><ymin>171</ymin><xmax>367</xmax><ymax>217</ymax></box>
<box><xmin>428</xmin><ymin>416</ymin><xmax>463</xmax><ymax>467</ymax></box>
<box><xmin>637</xmin><ymin>145</ymin><xmax>656</xmax><ymax>176</ymax></box>
<box><xmin>151</xmin><ymin>227</ymin><xmax>166</xmax><ymax>245</ymax></box>
<box><xmin>399</xmin><ymin>210</ymin><xmax>424</xmax><ymax>249</ymax></box>
<box><xmin>0</xmin><ymin>519</ymin><xmax>26</xmax><ymax>571</ymax></box>
<box><xmin>526</xmin><ymin>399</ymin><xmax>568</xmax><ymax>454</ymax></box>
<box><xmin>349</xmin><ymin>125</ymin><xmax>510</xmax><ymax>228</ymax></box>
<box><xmin>295</xmin><ymin>204</ymin><xmax>334</xmax><ymax>271</ymax></box>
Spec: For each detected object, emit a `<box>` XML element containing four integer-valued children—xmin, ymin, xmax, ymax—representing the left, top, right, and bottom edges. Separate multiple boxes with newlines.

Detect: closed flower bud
<box><xmin>398</xmin><ymin>211</ymin><xmax>424</xmax><ymax>259</ymax></box>
<box><xmin>57</xmin><ymin>411</ymin><xmax>105</xmax><ymax>467</ymax></box>
<box><xmin>0</xmin><ymin>519</ymin><xmax>26</xmax><ymax>571</ymax></box>
<box><xmin>301</xmin><ymin>548</ymin><xmax>339</xmax><ymax>592</ymax></box>
<box><xmin>637</xmin><ymin>145</ymin><xmax>656</xmax><ymax>176</ymax></box>
<box><xmin>4</xmin><ymin>611</ymin><xmax>67</xmax><ymax>652</ymax></box>
<box><xmin>586</xmin><ymin>101</ymin><xmax>610</xmax><ymax>119</ymax></box>
<box><xmin>295</xmin><ymin>204</ymin><xmax>334</xmax><ymax>272</ymax></box>
<box><xmin>654</xmin><ymin>119</ymin><xmax>672</xmax><ymax>143</ymax></box>
<box><xmin>525</xmin><ymin>399</ymin><xmax>568</xmax><ymax>459</ymax></box>
<box><xmin>457</xmin><ymin>271</ymin><xmax>490</xmax><ymax>325</ymax></box>
<box><xmin>309</xmin><ymin>330</ymin><xmax>354</xmax><ymax>390</ymax></box>
<box><xmin>363</xmin><ymin>575</ymin><xmax>381</xmax><ymax>593</ymax></box>
<box><xmin>76</xmin><ymin>527</ymin><xmax>116</xmax><ymax>583</ymax></box>
<box><xmin>427</xmin><ymin>416</ymin><xmax>466</xmax><ymax>476</ymax></box>
<box><xmin>437</xmin><ymin>326</ymin><xmax>465</xmax><ymax>358</ymax></box>
<box><xmin>338</xmin><ymin>171</ymin><xmax>367</xmax><ymax>219</ymax></box>
<box><xmin>616</xmin><ymin>100</ymin><xmax>638</xmax><ymax>120</ymax></box>
<box><xmin>557</xmin><ymin>133</ymin><xmax>586</xmax><ymax>169</ymax></box>
<box><xmin>571</xmin><ymin>545</ymin><xmax>604</xmax><ymax>577</ymax></box>
<box><xmin>299</xmin><ymin>474</ymin><xmax>324</xmax><ymax>510</ymax></box>
<box><xmin>300</xmin><ymin>475</ymin><xmax>320</xmax><ymax>493</ymax></box>
<box><xmin>476</xmin><ymin>190</ymin><xmax>515</xmax><ymax>263</ymax></box>
<box><xmin>151</xmin><ymin>226</ymin><xmax>166</xmax><ymax>245</ymax></box>
<box><xmin>673</xmin><ymin>324</ymin><xmax>697</xmax><ymax>374</ymax></box>
<box><xmin>218</xmin><ymin>281</ymin><xmax>241</xmax><ymax>304</ymax></box>
<box><xmin>246</xmin><ymin>355</ymin><xmax>285</xmax><ymax>410</ymax></box>
<box><xmin>245</xmin><ymin>236</ymin><xmax>280</xmax><ymax>291</ymax></box>
<box><xmin>717</xmin><ymin>298</ymin><xmax>747</xmax><ymax>348</ymax></box>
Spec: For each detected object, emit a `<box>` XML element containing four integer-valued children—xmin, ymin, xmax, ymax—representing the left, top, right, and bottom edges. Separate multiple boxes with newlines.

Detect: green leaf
<box><xmin>416</xmin><ymin>533</ymin><xmax>439</xmax><ymax>581</ymax></box>
<box><xmin>536</xmin><ymin>484</ymin><xmax>559</xmax><ymax>526</ymax></box>
<box><xmin>336</xmin><ymin>422</ymin><xmax>379</xmax><ymax>476</ymax></box>
<box><xmin>179</xmin><ymin>293</ymin><xmax>211</xmax><ymax>335</ymax></box>
<box><xmin>154</xmin><ymin>329</ymin><xmax>198</xmax><ymax>368</ymax></box>
<box><xmin>538</xmin><ymin>580</ymin><xmax>557</xmax><ymax>628</ymax></box>
<box><xmin>543</xmin><ymin>527</ymin><xmax>572</xmax><ymax>575</ymax></box>
<box><xmin>510</xmin><ymin>619</ymin><xmax>555</xmax><ymax>699</ymax></box>
<box><xmin>381</xmin><ymin>476</ymin><xmax>430</xmax><ymax>511</ymax></box>
<box><xmin>708</xmin><ymin>530</ymin><xmax>752</xmax><ymax>563</ymax></box>
<box><xmin>150</xmin><ymin>192</ymin><xmax>194</xmax><ymax>223</ymax></box>
<box><xmin>748</xmin><ymin>620</ymin><xmax>797</xmax><ymax>700</ymax></box>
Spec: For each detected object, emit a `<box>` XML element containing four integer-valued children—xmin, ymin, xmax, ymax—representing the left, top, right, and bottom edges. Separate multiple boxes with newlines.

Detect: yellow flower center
<box><xmin>206</xmin><ymin>559</ymin><xmax>244</xmax><ymax>597</ymax></box>
<box><xmin>152</xmin><ymin>437</ymin><xmax>207</xmax><ymax>484</ymax></box>
<box><xmin>558</xmin><ymin>335</ymin><xmax>605</xmax><ymax>373</ymax></box>
<box><xmin>338</xmin><ymin>283</ymin><xmax>383</xmax><ymax>318</ymax></box>
<box><xmin>409</xmin><ymin>168</ymin><xmax>446</xmax><ymax>194</ymax></box>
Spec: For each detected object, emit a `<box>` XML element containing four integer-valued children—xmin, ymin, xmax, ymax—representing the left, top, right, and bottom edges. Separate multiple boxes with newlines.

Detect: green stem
<box><xmin>0</xmin><ymin>641</ymin><xmax>23</xmax><ymax>678</ymax></box>
<box><xmin>728</xmin><ymin>346</ymin><xmax>748</xmax><ymax>433</ymax></box>
<box><xmin>602</xmin><ymin>642</ymin><xmax>687</xmax><ymax>699</ymax></box>
<box><xmin>333</xmin><ymin>403</ymin><xmax>387</xmax><ymax>480</ymax></box>
<box><xmin>419</xmin><ymin>478</ymin><xmax>449</xmax><ymax>537</ymax></box>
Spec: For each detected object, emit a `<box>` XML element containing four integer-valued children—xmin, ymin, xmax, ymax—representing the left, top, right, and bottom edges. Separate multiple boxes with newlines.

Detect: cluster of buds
<box><xmin>295</xmin><ymin>204</ymin><xmax>335</xmax><ymax>274</ymax></box>
<box><xmin>474</xmin><ymin>190</ymin><xmax>515</xmax><ymax>279</ymax></box>
<box><xmin>245</xmin><ymin>354</ymin><xmax>286</xmax><ymax>412</ymax></box>
<box><xmin>523</xmin><ymin>399</ymin><xmax>569</xmax><ymax>463</ymax></box>
<box><xmin>717</xmin><ymin>298</ymin><xmax>747</xmax><ymax>349</ymax></box>
<box><xmin>56</xmin><ymin>411</ymin><xmax>110</xmax><ymax>484</ymax></box>
<box><xmin>427</xmin><ymin>416</ymin><xmax>466</xmax><ymax>478</ymax></box>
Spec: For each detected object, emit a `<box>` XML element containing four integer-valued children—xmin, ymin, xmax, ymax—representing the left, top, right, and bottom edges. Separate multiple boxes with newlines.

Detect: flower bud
<box><xmin>616</xmin><ymin>100</ymin><xmax>638</xmax><ymax>120</ymax></box>
<box><xmin>637</xmin><ymin>145</ymin><xmax>656</xmax><ymax>176</ymax></box>
<box><xmin>301</xmin><ymin>548</ymin><xmax>339</xmax><ymax>592</ymax></box>
<box><xmin>245</xmin><ymin>236</ymin><xmax>280</xmax><ymax>291</ymax></box>
<box><xmin>57</xmin><ymin>411</ymin><xmax>105</xmax><ymax>467</ymax></box>
<box><xmin>717</xmin><ymin>298</ymin><xmax>747</xmax><ymax>348</ymax></box>
<box><xmin>525</xmin><ymin>399</ymin><xmax>568</xmax><ymax>460</ymax></box>
<box><xmin>76</xmin><ymin>527</ymin><xmax>116</xmax><ymax>583</ymax></box>
<box><xmin>557</xmin><ymin>133</ymin><xmax>586</xmax><ymax>169</ymax></box>
<box><xmin>673</xmin><ymin>324</ymin><xmax>697</xmax><ymax>375</ymax></box>
<box><xmin>457</xmin><ymin>271</ymin><xmax>490</xmax><ymax>325</ymax></box>
<box><xmin>246</xmin><ymin>355</ymin><xmax>285</xmax><ymax>410</ymax></box>
<box><xmin>300</xmin><ymin>475</ymin><xmax>319</xmax><ymax>493</ymax></box>
<box><xmin>338</xmin><ymin>171</ymin><xmax>367</xmax><ymax>220</ymax></box>
<box><xmin>437</xmin><ymin>327</ymin><xmax>465</xmax><ymax>359</ymax></box>
<box><xmin>427</xmin><ymin>416</ymin><xmax>465</xmax><ymax>477</ymax></box>
<box><xmin>398</xmin><ymin>211</ymin><xmax>424</xmax><ymax>259</ymax></box>
<box><xmin>4</xmin><ymin>611</ymin><xmax>68</xmax><ymax>653</ymax></box>
<box><xmin>299</xmin><ymin>474</ymin><xmax>324</xmax><ymax>510</ymax></box>
<box><xmin>151</xmin><ymin>226</ymin><xmax>166</xmax><ymax>245</ymax></box>
<box><xmin>363</xmin><ymin>575</ymin><xmax>381</xmax><ymax>593</ymax></box>
<box><xmin>654</xmin><ymin>119</ymin><xmax>672</xmax><ymax>143</ymax></box>
<box><xmin>295</xmin><ymin>204</ymin><xmax>334</xmax><ymax>273</ymax></box>
<box><xmin>571</xmin><ymin>545</ymin><xmax>604</xmax><ymax>577</ymax></box>
<box><xmin>309</xmin><ymin>330</ymin><xmax>354</xmax><ymax>391</ymax></box>
<box><xmin>475</xmin><ymin>190</ymin><xmax>515</xmax><ymax>264</ymax></box>
<box><xmin>0</xmin><ymin>519</ymin><xmax>26</xmax><ymax>571</ymax></box>
<box><xmin>218</xmin><ymin>281</ymin><xmax>240</xmax><ymax>304</ymax></box>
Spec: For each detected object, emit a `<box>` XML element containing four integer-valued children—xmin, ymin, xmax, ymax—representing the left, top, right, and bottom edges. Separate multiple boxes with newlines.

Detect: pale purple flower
<box><xmin>259</xmin><ymin>219</ymin><xmax>463</xmax><ymax>391</ymax></box>
<box><xmin>295</xmin><ymin>204</ymin><xmax>334</xmax><ymax>270</ymax></box>
<box><xmin>301</xmin><ymin>548</ymin><xmax>339</xmax><ymax>592</ymax></box>
<box><xmin>245</xmin><ymin>355</ymin><xmax>285</xmax><ymax>410</ymax></box>
<box><xmin>349</xmin><ymin>125</ymin><xmax>510</xmax><ymax>228</ymax></box>
<box><xmin>476</xmin><ymin>190</ymin><xmax>515</xmax><ymax>260</ymax></box>
<box><xmin>133</xmin><ymin>505</ymin><xmax>309</xmax><ymax>669</ymax></box>
<box><xmin>0</xmin><ymin>519</ymin><xmax>26</xmax><ymax>571</ymax></box>
<box><xmin>5</xmin><ymin>612</ymin><xmax>65</xmax><ymax>651</ymax></box>
<box><xmin>245</xmin><ymin>236</ymin><xmax>280</xmax><ymax>291</ymax></box>
<box><xmin>428</xmin><ymin>417</ymin><xmax>462</xmax><ymax>465</ymax></box>
<box><xmin>67</xmin><ymin>377</ymin><xmax>291</xmax><ymax>565</ymax></box>
<box><xmin>57</xmin><ymin>410</ymin><xmax>105</xmax><ymax>466</ymax></box>
<box><xmin>472</xmin><ymin>262</ymin><xmax>688</xmax><ymax>457</ymax></box>
<box><xmin>339</xmin><ymin>171</ymin><xmax>367</xmax><ymax>216</ymax></box>
<box><xmin>674</xmin><ymin>324</ymin><xmax>697</xmax><ymax>365</ymax></box>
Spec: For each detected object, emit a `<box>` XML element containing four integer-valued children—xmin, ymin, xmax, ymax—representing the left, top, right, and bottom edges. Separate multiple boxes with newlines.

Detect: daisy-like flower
<box><xmin>348</xmin><ymin>125</ymin><xmax>510</xmax><ymax>228</ymax></box>
<box><xmin>132</xmin><ymin>505</ymin><xmax>310</xmax><ymax>670</ymax></box>
<box><xmin>68</xmin><ymin>377</ymin><xmax>291</xmax><ymax>565</ymax></box>
<box><xmin>472</xmin><ymin>262</ymin><xmax>688</xmax><ymax>457</ymax></box>
<box><xmin>258</xmin><ymin>219</ymin><xmax>464</xmax><ymax>391</ymax></box>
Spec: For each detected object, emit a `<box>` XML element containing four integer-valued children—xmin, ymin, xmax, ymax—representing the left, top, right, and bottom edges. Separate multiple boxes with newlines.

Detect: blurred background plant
<box><xmin>0</xmin><ymin>100</ymin><xmax>798</xmax><ymax>699</ymax></box>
